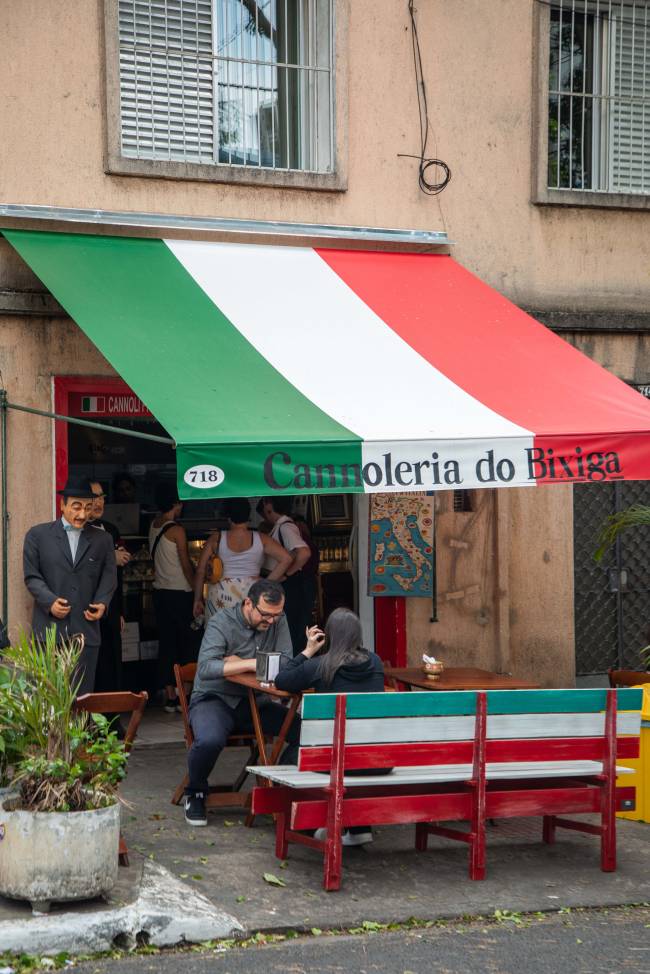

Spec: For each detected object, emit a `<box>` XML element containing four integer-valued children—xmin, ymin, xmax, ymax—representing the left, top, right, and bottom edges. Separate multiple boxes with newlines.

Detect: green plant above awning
<box><xmin>6</xmin><ymin>229</ymin><xmax>650</xmax><ymax>500</ymax></box>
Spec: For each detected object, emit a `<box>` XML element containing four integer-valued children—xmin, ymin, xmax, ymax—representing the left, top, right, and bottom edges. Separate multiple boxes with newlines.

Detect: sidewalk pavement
<box><xmin>0</xmin><ymin>731</ymin><xmax>649</xmax><ymax>955</ymax></box>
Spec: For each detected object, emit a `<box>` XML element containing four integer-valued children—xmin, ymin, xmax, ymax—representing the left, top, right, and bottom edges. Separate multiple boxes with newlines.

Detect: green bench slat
<box><xmin>302</xmin><ymin>691</ymin><xmax>478</xmax><ymax>720</ymax></box>
<box><xmin>301</xmin><ymin>688</ymin><xmax>643</xmax><ymax>721</ymax></box>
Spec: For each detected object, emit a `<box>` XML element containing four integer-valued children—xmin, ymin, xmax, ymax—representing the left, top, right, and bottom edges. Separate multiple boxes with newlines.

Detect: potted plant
<box><xmin>0</xmin><ymin>629</ymin><xmax>128</xmax><ymax>914</ymax></box>
<box><xmin>0</xmin><ymin>662</ymin><xmax>27</xmax><ymax>799</ymax></box>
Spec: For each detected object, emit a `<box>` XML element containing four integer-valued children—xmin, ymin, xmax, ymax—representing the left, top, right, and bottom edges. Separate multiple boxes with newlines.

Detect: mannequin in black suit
<box><xmin>23</xmin><ymin>476</ymin><xmax>117</xmax><ymax>694</ymax></box>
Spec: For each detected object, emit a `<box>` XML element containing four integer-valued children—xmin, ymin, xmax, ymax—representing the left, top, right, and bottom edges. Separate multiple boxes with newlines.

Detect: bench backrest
<box><xmin>298</xmin><ymin>689</ymin><xmax>642</xmax><ymax>771</ymax></box>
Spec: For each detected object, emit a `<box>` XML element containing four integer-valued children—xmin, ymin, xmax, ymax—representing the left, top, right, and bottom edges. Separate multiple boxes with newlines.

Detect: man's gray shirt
<box><xmin>192</xmin><ymin>604</ymin><xmax>293</xmax><ymax>708</ymax></box>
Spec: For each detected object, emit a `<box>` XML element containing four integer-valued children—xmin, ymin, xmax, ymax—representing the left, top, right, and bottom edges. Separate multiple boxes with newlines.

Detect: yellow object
<box><xmin>210</xmin><ymin>555</ymin><xmax>224</xmax><ymax>583</ymax></box>
<box><xmin>616</xmin><ymin>684</ymin><xmax>650</xmax><ymax>822</ymax></box>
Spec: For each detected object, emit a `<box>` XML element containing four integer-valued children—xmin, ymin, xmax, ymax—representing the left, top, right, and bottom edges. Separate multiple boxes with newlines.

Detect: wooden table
<box><xmin>226</xmin><ymin>672</ymin><xmax>302</xmax><ymax>768</ymax></box>
<box><xmin>384</xmin><ymin>666</ymin><xmax>540</xmax><ymax>691</ymax></box>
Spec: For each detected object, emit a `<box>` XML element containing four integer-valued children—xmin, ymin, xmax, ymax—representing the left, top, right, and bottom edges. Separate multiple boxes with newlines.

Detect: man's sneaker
<box><xmin>313</xmin><ymin>827</ymin><xmax>373</xmax><ymax>846</ymax></box>
<box><xmin>342</xmin><ymin>830</ymin><xmax>373</xmax><ymax>847</ymax></box>
<box><xmin>184</xmin><ymin>792</ymin><xmax>207</xmax><ymax>827</ymax></box>
<box><xmin>163</xmin><ymin>700</ymin><xmax>177</xmax><ymax>714</ymax></box>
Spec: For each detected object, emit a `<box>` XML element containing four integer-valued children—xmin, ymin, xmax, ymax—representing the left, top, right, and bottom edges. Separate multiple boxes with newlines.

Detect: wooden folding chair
<box><xmin>74</xmin><ymin>690</ymin><xmax>148</xmax><ymax>867</ymax></box>
<box><xmin>170</xmin><ymin>662</ymin><xmax>261</xmax><ymax>821</ymax></box>
<box><xmin>608</xmin><ymin>668</ymin><xmax>650</xmax><ymax>687</ymax></box>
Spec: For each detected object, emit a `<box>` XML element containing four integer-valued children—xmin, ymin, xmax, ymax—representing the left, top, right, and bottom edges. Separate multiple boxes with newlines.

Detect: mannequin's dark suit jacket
<box><xmin>23</xmin><ymin>519</ymin><xmax>117</xmax><ymax>648</ymax></box>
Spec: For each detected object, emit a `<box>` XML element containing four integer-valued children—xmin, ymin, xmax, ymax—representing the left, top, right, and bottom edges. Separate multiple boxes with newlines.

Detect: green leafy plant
<box><xmin>0</xmin><ymin>628</ymin><xmax>127</xmax><ymax>812</ymax></box>
<box><xmin>595</xmin><ymin>505</ymin><xmax>650</xmax><ymax>670</ymax></box>
<box><xmin>595</xmin><ymin>504</ymin><xmax>650</xmax><ymax>563</ymax></box>
<box><xmin>0</xmin><ymin>662</ymin><xmax>30</xmax><ymax>787</ymax></box>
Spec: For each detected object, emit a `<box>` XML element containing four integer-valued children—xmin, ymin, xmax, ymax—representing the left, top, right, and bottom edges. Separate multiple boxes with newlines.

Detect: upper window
<box><xmin>545</xmin><ymin>0</ymin><xmax>650</xmax><ymax>199</ymax></box>
<box><xmin>107</xmin><ymin>0</ymin><xmax>343</xmax><ymax>188</ymax></box>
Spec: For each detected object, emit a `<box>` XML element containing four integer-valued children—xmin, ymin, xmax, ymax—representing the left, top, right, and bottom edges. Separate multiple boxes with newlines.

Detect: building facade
<box><xmin>2</xmin><ymin>0</ymin><xmax>650</xmax><ymax>685</ymax></box>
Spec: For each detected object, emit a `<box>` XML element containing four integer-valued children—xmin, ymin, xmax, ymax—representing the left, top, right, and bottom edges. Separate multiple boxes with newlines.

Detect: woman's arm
<box><xmin>274</xmin><ymin>653</ymin><xmax>321</xmax><ymax>693</ymax></box>
<box><xmin>261</xmin><ymin>533</ymin><xmax>293</xmax><ymax>581</ymax></box>
<box><xmin>193</xmin><ymin>532</ymin><xmax>218</xmax><ymax>615</ymax></box>
<box><xmin>171</xmin><ymin>524</ymin><xmax>195</xmax><ymax>590</ymax></box>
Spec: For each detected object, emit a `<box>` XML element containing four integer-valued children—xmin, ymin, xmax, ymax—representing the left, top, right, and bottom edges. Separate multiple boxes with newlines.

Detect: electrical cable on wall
<box><xmin>398</xmin><ymin>0</ymin><xmax>452</xmax><ymax>196</ymax></box>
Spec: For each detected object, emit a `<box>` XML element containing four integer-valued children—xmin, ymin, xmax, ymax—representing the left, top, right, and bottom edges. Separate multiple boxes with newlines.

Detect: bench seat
<box><xmin>250</xmin><ymin>687</ymin><xmax>643</xmax><ymax>891</ymax></box>
<box><xmin>248</xmin><ymin>760</ymin><xmax>635</xmax><ymax>788</ymax></box>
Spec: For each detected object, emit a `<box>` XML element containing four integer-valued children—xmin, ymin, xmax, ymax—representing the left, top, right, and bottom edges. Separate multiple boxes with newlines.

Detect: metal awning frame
<box><xmin>0</xmin><ymin>203</ymin><xmax>451</xmax><ymax>252</ymax></box>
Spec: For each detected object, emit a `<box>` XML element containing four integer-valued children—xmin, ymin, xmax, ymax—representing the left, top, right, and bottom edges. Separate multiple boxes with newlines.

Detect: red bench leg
<box><xmin>415</xmin><ymin>822</ymin><xmax>429</xmax><ymax>852</ymax></box>
<box><xmin>468</xmin><ymin>692</ymin><xmax>487</xmax><ymax>880</ymax></box>
<box><xmin>601</xmin><ymin>687</ymin><xmax>617</xmax><ymax>872</ymax></box>
<box><xmin>275</xmin><ymin>812</ymin><xmax>289</xmax><ymax>861</ymax></box>
<box><xmin>542</xmin><ymin>815</ymin><xmax>556</xmax><ymax>844</ymax></box>
<box><xmin>323</xmin><ymin>695</ymin><xmax>346</xmax><ymax>892</ymax></box>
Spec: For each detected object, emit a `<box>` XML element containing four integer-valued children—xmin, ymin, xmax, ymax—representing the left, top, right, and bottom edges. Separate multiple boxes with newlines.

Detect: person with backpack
<box><xmin>149</xmin><ymin>484</ymin><xmax>196</xmax><ymax>713</ymax></box>
<box><xmin>259</xmin><ymin>497</ymin><xmax>316</xmax><ymax>655</ymax></box>
<box><xmin>192</xmin><ymin>497</ymin><xmax>291</xmax><ymax>621</ymax></box>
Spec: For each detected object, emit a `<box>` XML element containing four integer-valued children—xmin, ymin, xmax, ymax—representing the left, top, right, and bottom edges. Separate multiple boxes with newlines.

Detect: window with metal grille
<box><xmin>547</xmin><ymin>0</ymin><xmax>650</xmax><ymax>194</ymax></box>
<box><xmin>118</xmin><ymin>0</ymin><xmax>333</xmax><ymax>173</ymax></box>
<box><xmin>452</xmin><ymin>490</ymin><xmax>473</xmax><ymax>513</ymax></box>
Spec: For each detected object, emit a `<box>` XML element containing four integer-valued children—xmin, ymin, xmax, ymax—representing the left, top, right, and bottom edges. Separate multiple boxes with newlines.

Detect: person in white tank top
<box><xmin>193</xmin><ymin>498</ymin><xmax>292</xmax><ymax>620</ymax></box>
<box><xmin>149</xmin><ymin>486</ymin><xmax>196</xmax><ymax>712</ymax></box>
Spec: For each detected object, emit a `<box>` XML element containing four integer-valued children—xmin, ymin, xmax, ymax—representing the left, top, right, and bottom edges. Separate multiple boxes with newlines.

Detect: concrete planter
<box><xmin>0</xmin><ymin>799</ymin><xmax>120</xmax><ymax>913</ymax></box>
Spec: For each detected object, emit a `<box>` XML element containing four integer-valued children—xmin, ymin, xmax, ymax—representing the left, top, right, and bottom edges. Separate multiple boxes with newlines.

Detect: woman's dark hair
<box><xmin>263</xmin><ymin>496</ymin><xmax>293</xmax><ymax>517</ymax></box>
<box><xmin>222</xmin><ymin>497</ymin><xmax>251</xmax><ymax>524</ymax></box>
<box><xmin>318</xmin><ymin>608</ymin><xmax>369</xmax><ymax>688</ymax></box>
<box><xmin>155</xmin><ymin>483</ymin><xmax>180</xmax><ymax>513</ymax></box>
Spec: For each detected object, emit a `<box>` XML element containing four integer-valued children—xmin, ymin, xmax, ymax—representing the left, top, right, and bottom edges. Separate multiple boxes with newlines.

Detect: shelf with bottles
<box><xmin>315</xmin><ymin>534</ymin><xmax>351</xmax><ymax>574</ymax></box>
<box><xmin>122</xmin><ymin>539</ymin><xmax>155</xmax><ymax>583</ymax></box>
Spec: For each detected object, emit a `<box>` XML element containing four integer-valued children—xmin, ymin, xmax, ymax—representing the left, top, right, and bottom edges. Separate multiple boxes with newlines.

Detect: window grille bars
<box><xmin>548</xmin><ymin>0</ymin><xmax>650</xmax><ymax>194</ymax></box>
<box><xmin>118</xmin><ymin>0</ymin><xmax>333</xmax><ymax>174</ymax></box>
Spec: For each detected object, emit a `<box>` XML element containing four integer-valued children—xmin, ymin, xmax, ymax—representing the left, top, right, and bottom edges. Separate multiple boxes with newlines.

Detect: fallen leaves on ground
<box><xmin>263</xmin><ymin>872</ymin><xmax>287</xmax><ymax>887</ymax></box>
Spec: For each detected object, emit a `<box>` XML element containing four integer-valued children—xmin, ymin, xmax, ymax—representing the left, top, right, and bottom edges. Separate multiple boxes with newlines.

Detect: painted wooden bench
<box><xmin>248</xmin><ymin>687</ymin><xmax>642</xmax><ymax>891</ymax></box>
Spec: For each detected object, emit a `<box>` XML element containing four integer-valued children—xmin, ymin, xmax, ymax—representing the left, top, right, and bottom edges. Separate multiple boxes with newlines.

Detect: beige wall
<box><xmin>1</xmin><ymin>1</ymin><xmax>648</xmax><ymax>683</ymax></box>
<box><xmin>0</xmin><ymin>316</ymin><xmax>113</xmax><ymax>639</ymax></box>
<box><xmin>565</xmin><ymin>333</ymin><xmax>650</xmax><ymax>384</ymax></box>
<box><xmin>0</xmin><ymin>0</ymin><xmax>649</xmax><ymax>312</ymax></box>
<box><xmin>406</xmin><ymin>485</ymin><xmax>575</xmax><ymax>688</ymax></box>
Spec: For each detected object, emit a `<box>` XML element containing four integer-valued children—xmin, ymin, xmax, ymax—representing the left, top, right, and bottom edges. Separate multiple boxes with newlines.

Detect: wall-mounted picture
<box><xmin>311</xmin><ymin>494</ymin><xmax>353</xmax><ymax>531</ymax></box>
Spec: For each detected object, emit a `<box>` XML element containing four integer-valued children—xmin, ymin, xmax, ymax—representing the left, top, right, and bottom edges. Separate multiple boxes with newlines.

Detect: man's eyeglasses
<box><xmin>252</xmin><ymin>603</ymin><xmax>285</xmax><ymax>623</ymax></box>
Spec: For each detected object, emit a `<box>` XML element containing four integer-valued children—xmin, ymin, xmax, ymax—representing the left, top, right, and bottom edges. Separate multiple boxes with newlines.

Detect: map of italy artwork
<box><xmin>368</xmin><ymin>493</ymin><xmax>434</xmax><ymax>597</ymax></box>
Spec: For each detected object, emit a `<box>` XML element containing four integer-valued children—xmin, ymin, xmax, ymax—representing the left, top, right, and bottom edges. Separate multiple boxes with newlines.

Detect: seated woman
<box><xmin>274</xmin><ymin>606</ymin><xmax>385</xmax><ymax>846</ymax></box>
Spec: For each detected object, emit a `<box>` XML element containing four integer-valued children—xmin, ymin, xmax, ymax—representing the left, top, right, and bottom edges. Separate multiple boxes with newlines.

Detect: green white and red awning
<box><xmin>5</xmin><ymin>229</ymin><xmax>650</xmax><ymax>499</ymax></box>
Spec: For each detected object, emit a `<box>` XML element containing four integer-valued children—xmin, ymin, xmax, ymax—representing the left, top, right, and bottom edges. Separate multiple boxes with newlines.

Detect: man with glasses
<box><xmin>184</xmin><ymin>578</ymin><xmax>299</xmax><ymax>826</ymax></box>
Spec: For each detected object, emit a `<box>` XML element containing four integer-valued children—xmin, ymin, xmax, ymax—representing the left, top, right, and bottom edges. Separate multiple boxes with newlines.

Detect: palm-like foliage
<box><xmin>0</xmin><ymin>628</ymin><xmax>127</xmax><ymax>811</ymax></box>
<box><xmin>594</xmin><ymin>504</ymin><xmax>650</xmax><ymax>562</ymax></box>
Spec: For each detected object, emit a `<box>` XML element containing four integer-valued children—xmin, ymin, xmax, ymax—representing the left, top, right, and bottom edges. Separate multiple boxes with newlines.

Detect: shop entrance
<box><xmin>55</xmin><ymin>376</ymin><xmax>358</xmax><ymax>695</ymax></box>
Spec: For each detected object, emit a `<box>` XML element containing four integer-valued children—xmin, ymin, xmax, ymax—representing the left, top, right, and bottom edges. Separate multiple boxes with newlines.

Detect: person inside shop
<box><xmin>260</xmin><ymin>497</ymin><xmax>313</xmax><ymax>655</ymax></box>
<box><xmin>193</xmin><ymin>497</ymin><xmax>292</xmax><ymax>622</ymax></box>
<box><xmin>149</xmin><ymin>484</ymin><xmax>196</xmax><ymax>713</ymax></box>
<box><xmin>112</xmin><ymin>471</ymin><xmax>138</xmax><ymax>505</ymax></box>
<box><xmin>89</xmin><ymin>481</ymin><xmax>131</xmax><ymax>703</ymax></box>
<box><xmin>275</xmin><ymin>606</ymin><xmax>385</xmax><ymax>847</ymax></box>
<box><xmin>184</xmin><ymin>579</ymin><xmax>299</xmax><ymax>827</ymax></box>
<box><xmin>22</xmin><ymin>475</ymin><xmax>117</xmax><ymax>694</ymax></box>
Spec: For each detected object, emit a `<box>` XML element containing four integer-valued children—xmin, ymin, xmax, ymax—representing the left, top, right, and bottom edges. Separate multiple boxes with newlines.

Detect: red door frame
<box><xmin>53</xmin><ymin>375</ymin><xmax>147</xmax><ymax>493</ymax></box>
<box><xmin>374</xmin><ymin>597</ymin><xmax>407</xmax><ymax>668</ymax></box>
